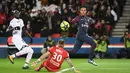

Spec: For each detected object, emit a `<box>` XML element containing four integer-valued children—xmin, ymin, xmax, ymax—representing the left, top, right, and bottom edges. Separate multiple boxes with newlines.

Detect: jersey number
<box><xmin>52</xmin><ymin>52</ymin><xmax>62</xmax><ymax>62</ymax></box>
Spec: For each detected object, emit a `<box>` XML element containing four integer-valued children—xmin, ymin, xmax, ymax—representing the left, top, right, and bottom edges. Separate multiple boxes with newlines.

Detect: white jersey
<box><xmin>9</xmin><ymin>18</ymin><xmax>28</xmax><ymax>50</ymax></box>
<box><xmin>9</xmin><ymin>18</ymin><xmax>24</xmax><ymax>36</ymax></box>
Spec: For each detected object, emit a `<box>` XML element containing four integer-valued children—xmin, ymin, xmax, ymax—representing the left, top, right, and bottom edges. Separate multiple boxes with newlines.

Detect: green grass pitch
<box><xmin>0</xmin><ymin>58</ymin><xmax>130</xmax><ymax>73</ymax></box>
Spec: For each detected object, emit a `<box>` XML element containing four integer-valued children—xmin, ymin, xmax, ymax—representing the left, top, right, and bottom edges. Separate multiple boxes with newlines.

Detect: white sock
<box><xmin>11</xmin><ymin>54</ymin><xmax>16</xmax><ymax>58</ymax></box>
<box><xmin>24</xmin><ymin>63</ymin><xmax>28</xmax><ymax>67</ymax></box>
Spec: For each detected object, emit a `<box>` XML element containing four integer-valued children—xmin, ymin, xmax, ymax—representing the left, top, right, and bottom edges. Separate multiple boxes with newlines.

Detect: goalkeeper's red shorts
<box><xmin>42</xmin><ymin>60</ymin><xmax>60</xmax><ymax>72</ymax></box>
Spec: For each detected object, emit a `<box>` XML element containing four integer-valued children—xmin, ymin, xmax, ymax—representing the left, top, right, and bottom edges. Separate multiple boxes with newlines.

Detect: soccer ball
<box><xmin>60</xmin><ymin>21</ymin><xmax>70</xmax><ymax>31</ymax></box>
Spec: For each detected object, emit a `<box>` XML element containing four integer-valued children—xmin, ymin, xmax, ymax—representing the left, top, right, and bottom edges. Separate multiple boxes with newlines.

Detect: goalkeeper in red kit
<box><xmin>32</xmin><ymin>39</ymin><xmax>80</xmax><ymax>73</ymax></box>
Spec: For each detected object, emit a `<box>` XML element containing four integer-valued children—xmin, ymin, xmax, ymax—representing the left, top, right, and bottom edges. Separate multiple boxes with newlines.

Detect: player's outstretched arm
<box><xmin>66</xmin><ymin>57</ymin><xmax>80</xmax><ymax>73</ymax></box>
<box><xmin>87</xmin><ymin>17</ymin><xmax>95</xmax><ymax>24</ymax></box>
<box><xmin>22</xmin><ymin>26</ymin><xmax>33</xmax><ymax>43</ymax></box>
<box><xmin>31</xmin><ymin>51</ymin><xmax>50</xmax><ymax>67</ymax></box>
<box><xmin>23</xmin><ymin>27</ymin><xmax>32</xmax><ymax>38</ymax></box>
<box><xmin>71</xmin><ymin>16</ymin><xmax>79</xmax><ymax>24</ymax></box>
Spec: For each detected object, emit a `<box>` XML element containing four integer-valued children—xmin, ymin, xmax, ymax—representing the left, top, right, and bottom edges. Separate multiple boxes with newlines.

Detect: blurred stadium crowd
<box><xmin>0</xmin><ymin>0</ymin><xmax>126</xmax><ymax>37</ymax></box>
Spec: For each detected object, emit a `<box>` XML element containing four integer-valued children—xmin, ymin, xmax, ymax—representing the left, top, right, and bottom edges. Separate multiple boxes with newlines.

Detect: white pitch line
<box><xmin>100</xmin><ymin>68</ymin><xmax>130</xmax><ymax>70</ymax></box>
<box><xmin>55</xmin><ymin>68</ymin><xmax>72</xmax><ymax>73</ymax></box>
<box><xmin>55</xmin><ymin>60</ymin><xmax>130</xmax><ymax>73</ymax></box>
<box><xmin>79</xmin><ymin>62</ymin><xmax>130</xmax><ymax>65</ymax></box>
<box><xmin>76</xmin><ymin>68</ymin><xmax>130</xmax><ymax>70</ymax></box>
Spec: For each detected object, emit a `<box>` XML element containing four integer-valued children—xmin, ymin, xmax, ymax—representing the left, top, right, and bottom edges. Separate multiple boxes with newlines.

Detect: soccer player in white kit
<box><xmin>6</xmin><ymin>10</ymin><xmax>34</xmax><ymax>69</ymax></box>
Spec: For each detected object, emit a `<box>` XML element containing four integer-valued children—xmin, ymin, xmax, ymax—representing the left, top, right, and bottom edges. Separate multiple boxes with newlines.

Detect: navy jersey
<box><xmin>72</xmin><ymin>16</ymin><xmax>94</xmax><ymax>35</ymax></box>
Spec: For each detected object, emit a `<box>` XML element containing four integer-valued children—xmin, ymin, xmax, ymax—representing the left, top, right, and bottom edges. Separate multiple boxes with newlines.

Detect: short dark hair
<box><xmin>80</xmin><ymin>5</ymin><xmax>87</xmax><ymax>9</ymax></box>
<box><xmin>58</xmin><ymin>39</ymin><xmax>64</xmax><ymax>47</ymax></box>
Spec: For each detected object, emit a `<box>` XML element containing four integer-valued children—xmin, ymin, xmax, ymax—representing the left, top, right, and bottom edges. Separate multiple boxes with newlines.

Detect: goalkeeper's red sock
<box><xmin>35</xmin><ymin>63</ymin><xmax>43</xmax><ymax>71</ymax></box>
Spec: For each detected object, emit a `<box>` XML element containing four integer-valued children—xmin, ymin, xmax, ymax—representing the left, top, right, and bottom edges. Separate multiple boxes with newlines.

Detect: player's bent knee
<box><xmin>26</xmin><ymin>47</ymin><xmax>34</xmax><ymax>54</ymax></box>
<box><xmin>29</xmin><ymin>48</ymin><xmax>34</xmax><ymax>54</ymax></box>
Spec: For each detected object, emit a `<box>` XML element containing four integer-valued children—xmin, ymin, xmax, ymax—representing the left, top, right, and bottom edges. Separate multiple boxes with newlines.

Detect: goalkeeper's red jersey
<box><xmin>43</xmin><ymin>46</ymin><xmax>69</xmax><ymax>72</ymax></box>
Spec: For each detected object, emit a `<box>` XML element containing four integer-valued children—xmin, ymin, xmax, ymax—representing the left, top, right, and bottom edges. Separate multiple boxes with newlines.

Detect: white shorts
<box><xmin>12</xmin><ymin>35</ymin><xmax>28</xmax><ymax>50</ymax></box>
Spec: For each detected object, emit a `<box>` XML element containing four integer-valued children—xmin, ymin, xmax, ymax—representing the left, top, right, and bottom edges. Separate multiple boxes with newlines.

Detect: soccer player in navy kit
<box><xmin>71</xmin><ymin>6</ymin><xmax>97</xmax><ymax>66</ymax></box>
